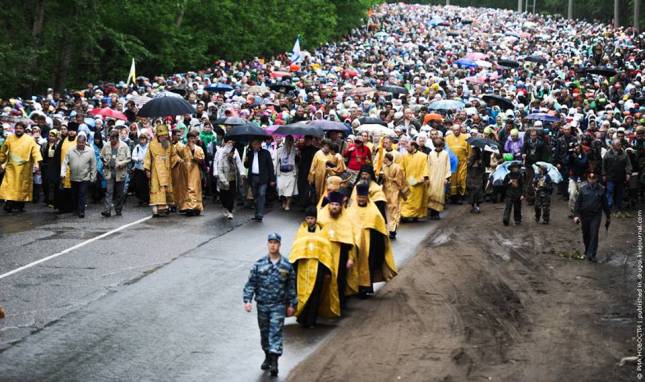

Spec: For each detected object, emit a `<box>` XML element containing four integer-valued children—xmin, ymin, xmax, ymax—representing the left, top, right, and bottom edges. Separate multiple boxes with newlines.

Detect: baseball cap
<box><xmin>267</xmin><ymin>233</ymin><xmax>282</xmax><ymax>242</ymax></box>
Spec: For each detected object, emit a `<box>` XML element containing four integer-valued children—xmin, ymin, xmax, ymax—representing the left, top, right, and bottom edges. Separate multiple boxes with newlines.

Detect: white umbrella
<box><xmin>357</xmin><ymin>124</ymin><xmax>393</xmax><ymax>136</ymax></box>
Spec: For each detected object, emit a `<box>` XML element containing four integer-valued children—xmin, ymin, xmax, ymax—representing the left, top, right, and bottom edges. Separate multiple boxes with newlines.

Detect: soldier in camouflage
<box><xmin>243</xmin><ymin>232</ymin><xmax>297</xmax><ymax>377</ymax></box>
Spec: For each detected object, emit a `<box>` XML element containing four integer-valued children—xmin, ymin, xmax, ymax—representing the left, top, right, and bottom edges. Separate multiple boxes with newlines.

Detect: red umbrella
<box><xmin>342</xmin><ymin>69</ymin><xmax>358</xmax><ymax>78</ymax></box>
<box><xmin>90</xmin><ymin>107</ymin><xmax>128</xmax><ymax>121</ymax></box>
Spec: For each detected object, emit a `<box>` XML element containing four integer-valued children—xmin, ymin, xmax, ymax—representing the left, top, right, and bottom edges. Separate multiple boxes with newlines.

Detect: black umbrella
<box><xmin>304</xmin><ymin>120</ymin><xmax>351</xmax><ymax>133</ymax></box>
<box><xmin>525</xmin><ymin>55</ymin><xmax>547</xmax><ymax>64</ymax></box>
<box><xmin>358</xmin><ymin>117</ymin><xmax>387</xmax><ymax>126</ymax></box>
<box><xmin>377</xmin><ymin>85</ymin><xmax>409</xmax><ymax>95</ymax></box>
<box><xmin>482</xmin><ymin>94</ymin><xmax>514</xmax><ymax>111</ymax></box>
<box><xmin>223</xmin><ymin>116</ymin><xmax>246</xmax><ymax>126</ymax></box>
<box><xmin>269</xmin><ymin>83</ymin><xmax>296</xmax><ymax>92</ymax></box>
<box><xmin>168</xmin><ymin>87</ymin><xmax>187</xmax><ymax>96</ymax></box>
<box><xmin>585</xmin><ymin>67</ymin><xmax>617</xmax><ymax>77</ymax></box>
<box><xmin>213</xmin><ymin>117</ymin><xmax>227</xmax><ymax>125</ymax></box>
<box><xmin>224</xmin><ymin>123</ymin><xmax>270</xmax><ymax>141</ymax></box>
<box><xmin>466</xmin><ymin>137</ymin><xmax>500</xmax><ymax>154</ymax></box>
<box><xmin>275</xmin><ymin>121</ymin><xmax>324</xmax><ymax>137</ymax></box>
<box><xmin>138</xmin><ymin>92</ymin><xmax>194</xmax><ymax>118</ymax></box>
<box><xmin>498</xmin><ymin>59</ymin><xmax>520</xmax><ymax>68</ymax></box>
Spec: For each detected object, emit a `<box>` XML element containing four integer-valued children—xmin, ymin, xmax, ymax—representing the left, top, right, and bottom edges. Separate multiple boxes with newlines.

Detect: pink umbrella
<box><xmin>465</xmin><ymin>52</ymin><xmax>488</xmax><ymax>60</ymax></box>
<box><xmin>466</xmin><ymin>71</ymin><xmax>500</xmax><ymax>84</ymax></box>
<box><xmin>270</xmin><ymin>71</ymin><xmax>291</xmax><ymax>79</ymax></box>
<box><xmin>90</xmin><ymin>107</ymin><xmax>128</xmax><ymax>121</ymax></box>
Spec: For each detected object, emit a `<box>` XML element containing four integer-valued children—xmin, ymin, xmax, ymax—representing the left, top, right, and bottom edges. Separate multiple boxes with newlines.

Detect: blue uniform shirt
<box><xmin>243</xmin><ymin>255</ymin><xmax>297</xmax><ymax>307</ymax></box>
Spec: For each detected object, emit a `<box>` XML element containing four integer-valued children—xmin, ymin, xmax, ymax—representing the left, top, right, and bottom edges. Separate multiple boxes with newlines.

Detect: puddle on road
<box><xmin>0</xmin><ymin>213</ymin><xmax>58</xmax><ymax>235</ymax></box>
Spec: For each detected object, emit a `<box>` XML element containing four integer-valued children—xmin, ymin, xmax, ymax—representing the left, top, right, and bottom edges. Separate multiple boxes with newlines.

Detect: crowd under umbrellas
<box><xmin>0</xmin><ymin>0</ymin><xmax>641</xmax><ymax>235</ymax></box>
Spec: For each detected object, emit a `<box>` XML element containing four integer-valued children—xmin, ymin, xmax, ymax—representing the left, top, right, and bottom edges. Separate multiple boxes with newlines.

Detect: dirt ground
<box><xmin>288</xmin><ymin>199</ymin><xmax>639</xmax><ymax>382</ymax></box>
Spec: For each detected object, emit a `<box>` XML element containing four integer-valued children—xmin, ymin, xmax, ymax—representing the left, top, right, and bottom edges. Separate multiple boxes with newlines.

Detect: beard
<box><xmin>160</xmin><ymin>140</ymin><xmax>170</xmax><ymax>149</ymax></box>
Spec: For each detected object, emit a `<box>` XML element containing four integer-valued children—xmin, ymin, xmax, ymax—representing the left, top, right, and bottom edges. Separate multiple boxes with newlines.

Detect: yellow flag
<box><xmin>126</xmin><ymin>58</ymin><xmax>136</xmax><ymax>85</ymax></box>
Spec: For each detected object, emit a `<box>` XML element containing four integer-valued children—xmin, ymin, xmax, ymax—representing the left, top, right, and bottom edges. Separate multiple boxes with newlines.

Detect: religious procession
<box><xmin>0</xmin><ymin>1</ymin><xmax>643</xmax><ymax>381</ymax></box>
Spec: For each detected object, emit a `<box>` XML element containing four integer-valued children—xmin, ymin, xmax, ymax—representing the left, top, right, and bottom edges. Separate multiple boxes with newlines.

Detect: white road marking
<box><xmin>0</xmin><ymin>216</ymin><xmax>152</xmax><ymax>280</ymax></box>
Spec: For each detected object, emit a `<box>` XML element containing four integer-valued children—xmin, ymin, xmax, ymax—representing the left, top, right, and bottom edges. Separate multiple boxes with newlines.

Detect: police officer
<box><xmin>243</xmin><ymin>233</ymin><xmax>297</xmax><ymax>377</ymax></box>
<box><xmin>573</xmin><ymin>173</ymin><xmax>611</xmax><ymax>263</ymax></box>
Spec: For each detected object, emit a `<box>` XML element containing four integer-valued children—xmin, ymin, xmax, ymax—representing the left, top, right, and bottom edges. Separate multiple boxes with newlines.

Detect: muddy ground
<box><xmin>289</xmin><ymin>199</ymin><xmax>639</xmax><ymax>382</ymax></box>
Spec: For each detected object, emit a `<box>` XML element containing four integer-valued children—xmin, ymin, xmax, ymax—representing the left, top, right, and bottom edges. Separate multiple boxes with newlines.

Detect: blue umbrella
<box><xmin>532</xmin><ymin>161</ymin><xmax>563</xmax><ymax>184</ymax></box>
<box><xmin>526</xmin><ymin>113</ymin><xmax>560</xmax><ymax>123</ymax></box>
<box><xmin>455</xmin><ymin>58</ymin><xmax>478</xmax><ymax>68</ymax></box>
<box><xmin>490</xmin><ymin>160</ymin><xmax>522</xmax><ymax>186</ymax></box>
<box><xmin>428</xmin><ymin>100</ymin><xmax>465</xmax><ymax>111</ymax></box>
<box><xmin>83</xmin><ymin>117</ymin><xmax>96</xmax><ymax>128</ymax></box>
<box><xmin>444</xmin><ymin>146</ymin><xmax>459</xmax><ymax>173</ymax></box>
<box><xmin>205</xmin><ymin>83</ymin><xmax>234</xmax><ymax>92</ymax></box>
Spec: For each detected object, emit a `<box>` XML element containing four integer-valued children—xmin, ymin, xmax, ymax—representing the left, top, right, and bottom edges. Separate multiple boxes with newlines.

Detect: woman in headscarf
<box><xmin>90</xmin><ymin>131</ymin><xmax>106</xmax><ymax>203</ymax></box>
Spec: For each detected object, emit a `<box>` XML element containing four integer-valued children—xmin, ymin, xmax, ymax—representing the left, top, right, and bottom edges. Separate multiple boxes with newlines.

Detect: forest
<box><xmin>0</xmin><ymin>0</ymin><xmax>378</xmax><ymax>97</ymax></box>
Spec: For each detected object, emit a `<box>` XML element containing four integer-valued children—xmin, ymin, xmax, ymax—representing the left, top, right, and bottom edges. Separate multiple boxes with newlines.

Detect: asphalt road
<box><xmin>0</xmin><ymin>198</ymin><xmax>435</xmax><ymax>381</ymax></box>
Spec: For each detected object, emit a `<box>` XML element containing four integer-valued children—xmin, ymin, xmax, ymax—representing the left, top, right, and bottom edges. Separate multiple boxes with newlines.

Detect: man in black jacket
<box><xmin>297</xmin><ymin>135</ymin><xmax>318</xmax><ymax>207</ymax></box>
<box><xmin>602</xmin><ymin>139</ymin><xmax>632</xmax><ymax>217</ymax></box>
<box><xmin>554</xmin><ymin>125</ymin><xmax>576</xmax><ymax>200</ymax></box>
<box><xmin>522</xmin><ymin>128</ymin><xmax>547</xmax><ymax>205</ymax></box>
<box><xmin>245</xmin><ymin>140</ymin><xmax>275</xmax><ymax>222</ymax></box>
<box><xmin>573</xmin><ymin>173</ymin><xmax>611</xmax><ymax>263</ymax></box>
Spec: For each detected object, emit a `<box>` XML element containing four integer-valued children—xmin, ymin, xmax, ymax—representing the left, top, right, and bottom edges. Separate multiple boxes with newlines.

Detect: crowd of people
<box><xmin>1</xmin><ymin>3</ymin><xmax>643</xmax><ymax>375</ymax></box>
<box><xmin>0</xmin><ymin>3</ymin><xmax>643</xmax><ymax>268</ymax></box>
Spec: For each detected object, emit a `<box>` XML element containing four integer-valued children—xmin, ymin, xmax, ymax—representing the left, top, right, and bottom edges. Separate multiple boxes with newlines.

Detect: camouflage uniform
<box><xmin>533</xmin><ymin>172</ymin><xmax>553</xmax><ymax>223</ymax></box>
<box><xmin>243</xmin><ymin>255</ymin><xmax>297</xmax><ymax>355</ymax></box>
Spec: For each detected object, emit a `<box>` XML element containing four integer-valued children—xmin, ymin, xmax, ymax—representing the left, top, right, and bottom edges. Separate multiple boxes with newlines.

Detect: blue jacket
<box><xmin>243</xmin><ymin>255</ymin><xmax>297</xmax><ymax>307</ymax></box>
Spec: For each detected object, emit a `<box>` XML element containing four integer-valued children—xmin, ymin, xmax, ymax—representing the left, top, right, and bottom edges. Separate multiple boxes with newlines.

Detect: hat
<box><xmin>267</xmin><ymin>232</ymin><xmax>282</xmax><ymax>242</ymax></box>
<box><xmin>49</xmin><ymin>129</ymin><xmax>59</xmax><ymax>137</ymax></box>
<box><xmin>304</xmin><ymin>206</ymin><xmax>318</xmax><ymax>219</ymax></box>
<box><xmin>327</xmin><ymin>191</ymin><xmax>344</xmax><ymax>204</ymax></box>
<box><xmin>533</xmin><ymin>121</ymin><xmax>543</xmax><ymax>127</ymax></box>
<box><xmin>356</xmin><ymin>182</ymin><xmax>370</xmax><ymax>196</ymax></box>
<box><xmin>510</xmin><ymin>128</ymin><xmax>519</xmax><ymax>136</ymax></box>
<box><xmin>155</xmin><ymin>124</ymin><xmax>170</xmax><ymax>136</ymax></box>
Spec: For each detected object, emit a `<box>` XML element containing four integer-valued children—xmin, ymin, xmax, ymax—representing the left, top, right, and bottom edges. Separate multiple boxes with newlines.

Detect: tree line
<box><xmin>0</xmin><ymin>0</ymin><xmax>379</xmax><ymax>98</ymax></box>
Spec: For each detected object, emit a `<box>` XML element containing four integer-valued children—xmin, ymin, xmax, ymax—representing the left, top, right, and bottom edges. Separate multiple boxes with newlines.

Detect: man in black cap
<box><xmin>573</xmin><ymin>173</ymin><xmax>611</xmax><ymax>263</ymax></box>
<box><xmin>243</xmin><ymin>232</ymin><xmax>297</xmax><ymax>377</ymax></box>
<box><xmin>348</xmin><ymin>182</ymin><xmax>397</xmax><ymax>298</ymax></box>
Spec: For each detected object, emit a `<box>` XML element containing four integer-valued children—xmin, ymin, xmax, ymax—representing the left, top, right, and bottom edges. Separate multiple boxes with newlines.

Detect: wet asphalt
<box><xmin>0</xmin><ymin>198</ymin><xmax>434</xmax><ymax>381</ymax></box>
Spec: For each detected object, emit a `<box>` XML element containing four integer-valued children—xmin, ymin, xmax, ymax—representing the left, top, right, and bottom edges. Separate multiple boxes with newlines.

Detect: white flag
<box><xmin>290</xmin><ymin>37</ymin><xmax>302</xmax><ymax>64</ymax></box>
<box><xmin>126</xmin><ymin>58</ymin><xmax>136</xmax><ymax>85</ymax></box>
